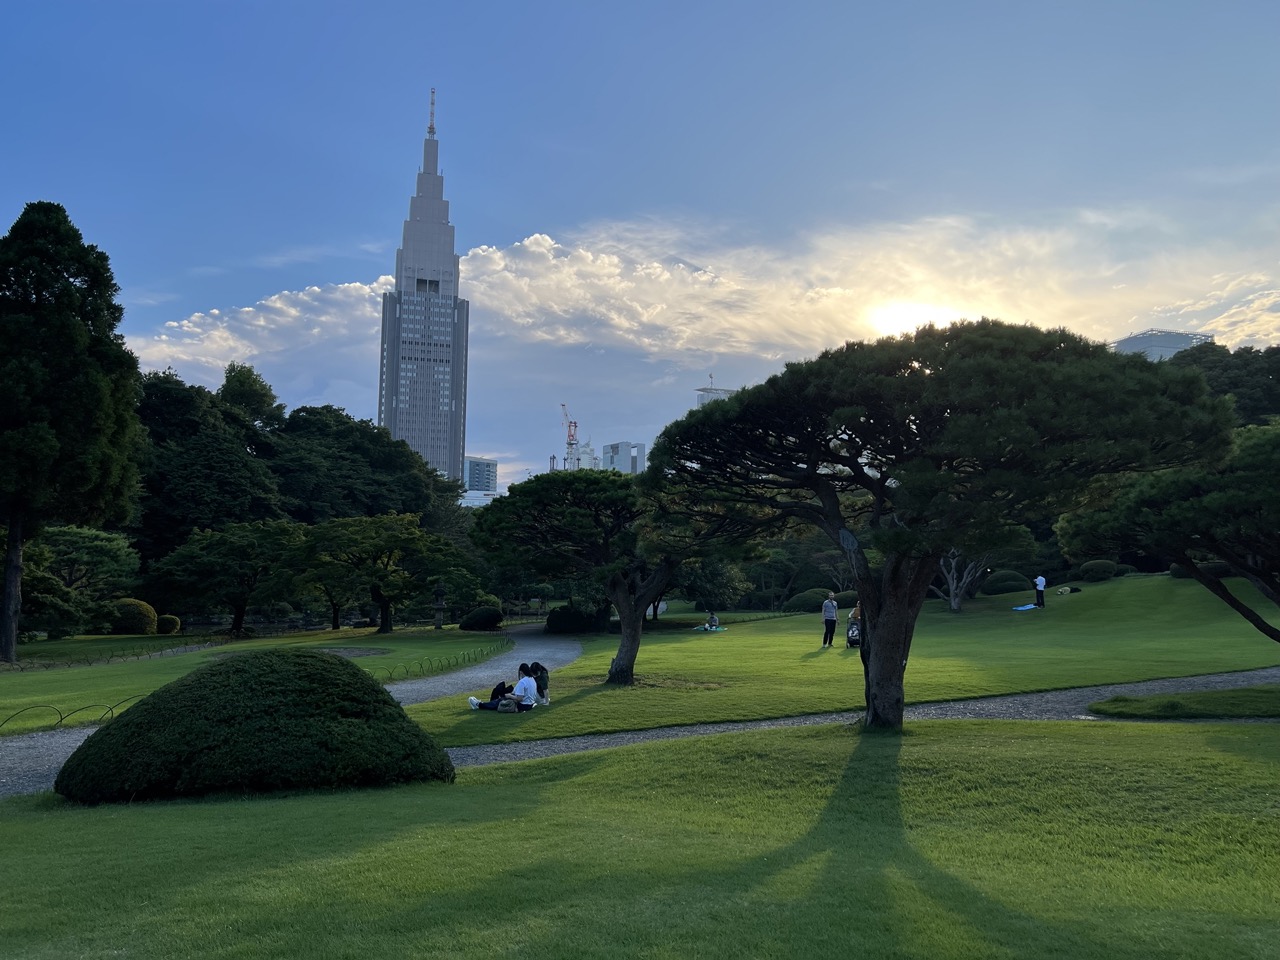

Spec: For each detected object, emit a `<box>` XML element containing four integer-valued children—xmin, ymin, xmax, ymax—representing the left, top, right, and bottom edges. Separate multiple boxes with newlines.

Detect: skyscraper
<box><xmin>378</xmin><ymin>92</ymin><xmax>469</xmax><ymax>480</ymax></box>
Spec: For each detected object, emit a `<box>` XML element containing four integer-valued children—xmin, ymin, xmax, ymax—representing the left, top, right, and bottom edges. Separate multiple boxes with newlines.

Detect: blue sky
<box><xmin>5</xmin><ymin>1</ymin><xmax>1280</xmax><ymax>485</ymax></box>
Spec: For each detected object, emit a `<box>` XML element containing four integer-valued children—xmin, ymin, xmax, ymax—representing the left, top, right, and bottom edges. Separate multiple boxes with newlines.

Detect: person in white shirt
<box><xmin>469</xmin><ymin>663</ymin><xmax>539</xmax><ymax>712</ymax></box>
<box><xmin>1034</xmin><ymin>575</ymin><xmax>1047</xmax><ymax>608</ymax></box>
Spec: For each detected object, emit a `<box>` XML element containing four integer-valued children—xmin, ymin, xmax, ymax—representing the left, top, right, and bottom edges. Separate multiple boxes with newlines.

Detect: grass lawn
<box><xmin>2</xmin><ymin>721</ymin><xmax>1277</xmax><ymax>959</ymax></box>
<box><xmin>1091</xmin><ymin>684</ymin><xmax>1280</xmax><ymax>719</ymax></box>
<box><xmin>413</xmin><ymin>575</ymin><xmax>1280</xmax><ymax>747</ymax></box>
<box><xmin>0</xmin><ymin>629</ymin><xmax>511</xmax><ymax>735</ymax></box>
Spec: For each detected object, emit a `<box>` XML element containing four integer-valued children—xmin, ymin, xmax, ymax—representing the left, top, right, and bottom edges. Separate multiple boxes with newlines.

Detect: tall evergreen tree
<box><xmin>0</xmin><ymin>203</ymin><xmax>142</xmax><ymax>662</ymax></box>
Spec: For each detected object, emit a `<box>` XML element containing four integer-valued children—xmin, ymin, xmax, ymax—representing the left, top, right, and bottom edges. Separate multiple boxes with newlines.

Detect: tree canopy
<box><xmin>0</xmin><ymin>202</ymin><xmax>142</xmax><ymax>661</ymax></box>
<box><xmin>473</xmin><ymin>470</ymin><xmax>688</xmax><ymax>684</ymax></box>
<box><xmin>1058</xmin><ymin>423</ymin><xmax>1280</xmax><ymax>643</ymax></box>
<box><xmin>651</xmin><ymin>319</ymin><xmax>1234</xmax><ymax>728</ymax></box>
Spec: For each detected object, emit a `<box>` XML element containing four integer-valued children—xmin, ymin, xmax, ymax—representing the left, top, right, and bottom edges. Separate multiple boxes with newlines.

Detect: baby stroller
<box><xmin>845</xmin><ymin>616</ymin><xmax>861</xmax><ymax>648</ymax></box>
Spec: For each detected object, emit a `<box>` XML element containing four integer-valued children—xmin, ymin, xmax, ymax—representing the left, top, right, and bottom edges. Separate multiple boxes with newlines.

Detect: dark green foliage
<box><xmin>1115</xmin><ymin>564</ymin><xmax>1136</xmax><ymax>577</ymax></box>
<box><xmin>834</xmin><ymin>589</ymin><xmax>858</xmax><ymax>608</ymax></box>
<box><xmin>1079</xmin><ymin>559</ymin><xmax>1118</xmax><ymax>582</ymax></box>
<box><xmin>1168</xmin><ymin>342</ymin><xmax>1280</xmax><ymax>426</ymax></box>
<box><xmin>458</xmin><ymin>605</ymin><xmax>503</xmax><ymax>631</ymax></box>
<box><xmin>782</xmin><ymin>587</ymin><xmax>832</xmax><ymax>613</ymax></box>
<box><xmin>112</xmin><ymin>598</ymin><xmax>157</xmax><ymax>635</ymax></box>
<box><xmin>54</xmin><ymin>649</ymin><xmax>455</xmax><ymax>804</ymax></box>
<box><xmin>0</xmin><ymin>202</ymin><xmax>143</xmax><ymax>662</ymax></box>
<box><xmin>1059</xmin><ymin>424</ymin><xmax>1280</xmax><ymax>643</ymax></box>
<box><xmin>545</xmin><ymin>603</ymin><xmax>596</xmax><ymax>634</ymax></box>
<box><xmin>979</xmin><ymin>570</ymin><xmax>1033</xmax><ymax>596</ymax></box>
<box><xmin>156</xmin><ymin>614</ymin><xmax>181</xmax><ymax>635</ymax></box>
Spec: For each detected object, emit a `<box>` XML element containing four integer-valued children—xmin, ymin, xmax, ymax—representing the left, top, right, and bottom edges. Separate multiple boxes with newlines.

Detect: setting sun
<box><xmin>865</xmin><ymin>301</ymin><xmax>962</xmax><ymax>338</ymax></box>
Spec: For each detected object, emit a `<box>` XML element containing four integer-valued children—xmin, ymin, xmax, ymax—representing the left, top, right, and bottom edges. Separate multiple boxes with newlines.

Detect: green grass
<box><xmin>1091</xmin><ymin>684</ymin><xmax>1280</xmax><ymax>719</ymax></box>
<box><xmin>0</xmin><ymin>628</ymin><xmax>511</xmax><ymax>735</ymax></box>
<box><xmin>2</xmin><ymin>721</ymin><xmax>1277</xmax><ymax>959</ymax></box>
<box><xmin>414</xmin><ymin>575</ymin><xmax>1280</xmax><ymax>747</ymax></box>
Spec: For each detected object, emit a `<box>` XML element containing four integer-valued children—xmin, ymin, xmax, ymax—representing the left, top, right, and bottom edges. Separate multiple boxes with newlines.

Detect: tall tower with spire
<box><xmin>377</xmin><ymin>89</ymin><xmax>469</xmax><ymax>481</ymax></box>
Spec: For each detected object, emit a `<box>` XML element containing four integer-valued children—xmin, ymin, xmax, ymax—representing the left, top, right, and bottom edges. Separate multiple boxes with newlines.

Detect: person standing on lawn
<box><xmin>1034</xmin><ymin>574</ymin><xmax>1047</xmax><ymax>608</ymax></box>
<box><xmin>821</xmin><ymin>592</ymin><xmax>838</xmax><ymax>647</ymax></box>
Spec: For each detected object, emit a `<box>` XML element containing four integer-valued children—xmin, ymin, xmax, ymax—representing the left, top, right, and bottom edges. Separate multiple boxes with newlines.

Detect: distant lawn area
<box><xmin>2</xmin><ymin>721</ymin><xmax>1276</xmax><ymax>959</ymax></box>
<box><xmin>413</xmin><ymin>575</ymin><xmax>1280</xmax><ymax>747</ymax></box>
<box><xmin>1092</xmin><ymin>684</ymin><xmax>1280</xmax><ymax>719</ymax></box>
<box><xmin>0</xmin><ymin>628</ymin><xmax>511</xmax><ymax>736</ymax></box>
<box><xmin>4</xmin><ymin>575</ymin><xmax>1279</xmax><ymax>742</ymax></box>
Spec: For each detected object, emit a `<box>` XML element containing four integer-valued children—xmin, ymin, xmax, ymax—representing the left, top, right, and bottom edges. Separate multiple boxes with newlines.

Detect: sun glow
<box><xmin>865</xmin><ymin>301</ymin><xmax>962</xmax><ymax>339</ymax></box>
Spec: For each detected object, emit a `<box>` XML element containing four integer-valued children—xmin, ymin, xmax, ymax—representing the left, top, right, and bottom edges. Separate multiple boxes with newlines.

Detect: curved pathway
<box><xmin>2</xmin><ymin>626</ymin><xmax>1276</xmax><ymax>797</ymax></box>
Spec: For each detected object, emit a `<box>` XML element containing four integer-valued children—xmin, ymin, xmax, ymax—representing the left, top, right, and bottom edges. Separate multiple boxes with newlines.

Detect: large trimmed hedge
<box><xmin>54</xmin><ymin>649</ymin><xmax>454</xmax><ymax>804</ymax></box>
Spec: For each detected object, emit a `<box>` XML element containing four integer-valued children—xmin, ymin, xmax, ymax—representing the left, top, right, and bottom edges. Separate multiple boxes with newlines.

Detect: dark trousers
<box><xmin>1035</xmin><ymin>589</ymin><xmax>1044</xmax><ymax>608</ymax></box>
<box><xmin>477</xmin><ymin>700</ymin><xmax>534</xmax><ymax>712</ymax></box>
<box><xmin>822</xmin><ymin>619</ymin><xmax>837</xmax><ymax>646</ymax></box>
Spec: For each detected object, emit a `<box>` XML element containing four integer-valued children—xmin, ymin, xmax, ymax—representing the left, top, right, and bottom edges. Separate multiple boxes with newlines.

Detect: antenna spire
<box><xmin>428</xmin><ymin>88</ymin><xmax>436</xmax><ymax>139</ymax></box>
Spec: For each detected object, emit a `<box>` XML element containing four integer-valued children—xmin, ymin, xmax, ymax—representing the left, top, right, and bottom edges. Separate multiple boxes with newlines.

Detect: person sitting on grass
<box><xmin>469</xmin><ymin>663</ymin><xmax>538</xmax><ymax>712</ymax></box>
<box><xmin>529</xmin><ymin>661</ymin><xmax>551</xmax><ymax>706</ymax></box>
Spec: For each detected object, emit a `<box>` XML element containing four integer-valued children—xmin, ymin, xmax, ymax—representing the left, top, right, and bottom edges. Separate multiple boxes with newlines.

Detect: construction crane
<box><xmin>560</xmin><ymin>403</ymin><xmax>580</xmax><ymax>470</ymax></box>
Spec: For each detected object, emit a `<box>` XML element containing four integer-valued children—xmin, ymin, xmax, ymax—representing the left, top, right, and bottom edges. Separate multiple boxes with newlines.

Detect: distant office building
<box><xmin>378</xmin><ymin>92</ymin><xmax>469</xmax><ymax>481</ymax></box>
<box><xmin>602</xmin><ymin>441</ymin><xmax>646</xmax><ymax>475</ymax></box>
<box><xmin>1110</xmin><ymin>329</ymin><xmax>1213</xmax><ymax>361</ymax></box>
<box><xmin>696</xmin><ymin>386</ymin><xmax>736</xmax><ymax>408</ymax></box>
<box><xmin>464</xmin><ymin>456</ymin><xmax>498</xmax><ymax>493</ymax></box>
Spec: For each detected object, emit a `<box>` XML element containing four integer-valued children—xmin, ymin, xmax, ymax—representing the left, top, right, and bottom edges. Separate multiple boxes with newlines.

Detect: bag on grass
<box><xmin>496</xmin><ymin>699</ymin><xmax>519</xmax><ymax>713</ymax></box>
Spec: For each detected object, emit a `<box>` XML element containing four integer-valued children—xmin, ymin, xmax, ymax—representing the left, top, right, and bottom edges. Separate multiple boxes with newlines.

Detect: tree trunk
<box><xmin>607</xmin><ymin>614</ymin><xmax>643</xmax><ymax>685</ymax></box>
<box><xmin>230</xmin><ymin>602</ymin><xmax>247</xmax><ymax>637</ymax></box>
<box><xmin>856</xmin><ymin>552</ymin><xmax>938</xmax><ymax>731</ymax></box>
<box><xmin>1</xmin><ymin>515</ymin><xmax>24</xmax><ymax>663</ymax></box>
<box><xmin>329</xmin><ymin>601</ymin><xmax>340</xmax><ymax>631</ymax></box>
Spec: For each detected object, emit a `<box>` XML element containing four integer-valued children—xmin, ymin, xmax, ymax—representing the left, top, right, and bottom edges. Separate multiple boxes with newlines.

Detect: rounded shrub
<box><xmin>979</xmin><ymin>570</ymin><xmax>1033</xmax><ymax>596</ymax></box>
<box><xmin>156</xmin><ymin>614</ymin><xmax>182</xmax><ymax>635</ymax></box>
<box><xmin>782</xmin><ymin>587</ymin><xmax>832</xmax><ymax>613</ymax></box>
<box><xmin>54</xmin><ymin>649</ymin><xmax>454</xmax><ymax>805</ymax></box>
<box><xmin>545</xmin><ymin>603</ymin><xmax>595</xmax><ymax>634</ymax></box>
<box><xmin>834</xmin><ymin>590</ymin><xmax>858</xmax><ymax>608</ymax></box>
<box><xmin>459</xmin><ymin>605</ymin><xmax>503</xmax><ymax>631</ymax></box>
<box><xmin>1079</xmin><ymin>560</ymin><xmax>1118</xmax><ymax>582</ymax></box>
<box><xmin>1115</xmin><ymin>564</ymin><xmax>1136</xmax><ymax>578</ymax></box>
<box><xmin>112</xmin><ymin>598</ymin><xmax>157</xmax><ymax>635</ymax></box>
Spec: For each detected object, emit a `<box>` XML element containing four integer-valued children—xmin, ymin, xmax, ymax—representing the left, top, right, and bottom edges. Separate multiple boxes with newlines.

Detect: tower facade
<box><xmin>378</xmin><ymin>96</ymin><xmax>469</xmax><ymax>480</ymax></box>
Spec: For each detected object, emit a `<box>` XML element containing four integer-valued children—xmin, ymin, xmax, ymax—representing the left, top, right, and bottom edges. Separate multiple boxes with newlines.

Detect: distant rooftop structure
<box><xmin>1109</xmin><ymin>328</ymin><xmax>1214</xmax><ymax>361</ymax></box>
<box><xmin>695</xmin><ymin>373</ymin><xmax>737</xmax><ymax>408</ymax></box>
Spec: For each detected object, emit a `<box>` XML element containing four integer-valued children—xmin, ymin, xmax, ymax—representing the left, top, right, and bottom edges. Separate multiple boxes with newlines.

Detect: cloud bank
<box><xmin>129</xmin><ymin>211</ymin><xmax>1280</xmax><ymax>484</ymax></box>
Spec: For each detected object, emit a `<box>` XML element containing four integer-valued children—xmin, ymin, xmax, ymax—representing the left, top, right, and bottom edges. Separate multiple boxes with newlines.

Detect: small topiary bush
<box><xmin>156</xmin><ymin>614</ymin><xmax>182</xmax><ymax>635</ymax></box>
<box><xmin>782</xmin><ymin>588</ymin><xmax>832</xmax><ymax>613</ymax></box>
<box><xmin>459</xmin><ymin>605</ymin><xmax>503</xmax><ymax>631</ymax></box>
<box><xmin>112</xmin><ymin>598</ymin><xmax>157</xmax><ymax>635</ymax></box>
<box><xmin>54</xmin><ymin>649</ymin><xmax>454</xmax><ymax>804</ymax></box>
<box><xmin>1079</xmin><ymin>559</ymin><xmax>1118</xmax><ymax>582</ymax></box>
<box><xmin>545</xmin><ymin>603</ymin><xmax>595</xmax><ymax>634</ymax></box>
<box><xmin>979</xmin><ymin>570</ymin><xmax>1033</xmax><ymax>596</ymax></box>
<box><xmin>1115</xmin><ymin>564</ymin><xmax>1136</xmax><ymax>577</ymax></box>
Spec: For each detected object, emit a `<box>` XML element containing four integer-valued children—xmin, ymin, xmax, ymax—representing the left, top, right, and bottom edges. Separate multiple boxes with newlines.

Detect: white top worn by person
<box><xmin>512</xmin><ymin>674</ymin><xmax>538</xmax><ymax>706</ymax></box>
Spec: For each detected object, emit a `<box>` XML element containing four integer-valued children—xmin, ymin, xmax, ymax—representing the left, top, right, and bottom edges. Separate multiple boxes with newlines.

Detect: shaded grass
<box><xmin>1091</xmin><ymin>684</ymin><xmax>1280</xmax><ymax>719</ymax></box>
<box><xmin>1</xmin><ymin>721</ymin><xmax>1277</xmax><ymax>959</ymax></box>
<box><xmin>0</xmin><ymin>628</ymin><xmax>508</xmax><ymax>736</ymax></box>
<box><xmin>417</xmin><ymin>576</ymin><xmax>1280</xmax><ymax>746</ymax></box>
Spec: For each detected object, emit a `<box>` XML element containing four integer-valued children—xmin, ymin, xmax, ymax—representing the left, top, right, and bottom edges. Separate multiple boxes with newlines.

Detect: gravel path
<box><xmin>2</xmin><ymin>627</ymin><xmax>1277</xmax><ymax>798</ymax></box>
